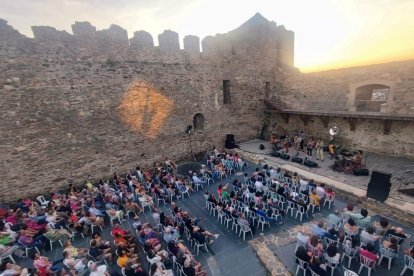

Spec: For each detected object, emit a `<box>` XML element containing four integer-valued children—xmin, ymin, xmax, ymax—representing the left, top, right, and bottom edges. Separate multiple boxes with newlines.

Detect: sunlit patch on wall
<box><xmin>117</xmin><ymin>81</ymin><xmax>174</xmax><ymax>138</ymax></box>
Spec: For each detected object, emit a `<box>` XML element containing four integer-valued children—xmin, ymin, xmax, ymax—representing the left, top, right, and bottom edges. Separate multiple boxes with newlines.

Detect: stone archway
<box><xmin>349</xmin><ymin>80</ymin><xmax>394</xmax><ymax>113</ymax></box>
<box><xmin>355</xmin><ymin>84</ymin><xmax>390</xmax><ymax>112</ymax></box>
<box><xmin>193</xmin><ymin>113</ymin><xmax>205</xmax><ymax>131</ymax></box>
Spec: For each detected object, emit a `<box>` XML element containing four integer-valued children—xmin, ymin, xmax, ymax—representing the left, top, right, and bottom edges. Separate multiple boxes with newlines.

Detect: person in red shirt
<box><xmin>359</xmin><ymin>243</ymin><xmax>379</xmax><ymax>267</ymax></box>
<box><xmin>111</xmin><ymin>224</ymin><xmax>133</xmax><ymax>241</ymax></box>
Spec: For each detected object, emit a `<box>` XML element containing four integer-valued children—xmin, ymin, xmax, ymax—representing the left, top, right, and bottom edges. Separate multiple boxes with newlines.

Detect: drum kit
<box><xmin>329</xmin><ymin>126</ymin><xmax>366</xmax><ymax>173</ymax></box>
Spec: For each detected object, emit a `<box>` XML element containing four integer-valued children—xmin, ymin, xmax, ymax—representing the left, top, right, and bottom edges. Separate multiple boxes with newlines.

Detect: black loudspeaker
<box><xmin>271</xmin><ymin>151</ymin><xmax>280</xmax><ymax>157</ymax></box>
<box><xmin>304</xmin><ymin>159</ymin><xmax>318</xmax><ymax>168</ymax></box>
<box><xmin>353</xmin><ymin>168</ymin><xmax>370</xmax><ymax>176</ymax></box>
<box><xmin>225</xmin><ymin>134</ymin><xmax>235</xmax><ymax>149</ymax></box>
<box><xmin>259</xmin><ymin>144</ymin><xmax>265</xmax><ymax>150</ymax></box>
<box><xmin>291</xmin><ymin>156</ymin><xmax>303</xmax><ymax>164</ymax></box>
<box><xmin>366</xmin><ymin>170</ymin><xmax>392</xmax><ymax>202</ymax></box>
<box><xmin>280</xmin><ymin>153</ymin><xmax>290</xmax><ymax>160</ymax></box>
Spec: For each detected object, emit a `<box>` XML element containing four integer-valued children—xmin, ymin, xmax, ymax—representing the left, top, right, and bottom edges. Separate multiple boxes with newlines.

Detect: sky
<box><xmin>0</xmin><ymin>0</ymin><xmax>413</xmax><ymax>72</ymax></box>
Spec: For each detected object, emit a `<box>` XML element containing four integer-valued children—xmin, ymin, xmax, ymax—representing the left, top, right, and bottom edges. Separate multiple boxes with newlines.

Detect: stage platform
<box><xmin>236</xmin><ymin>139</ymin><xmax>414</xmax><ymax>214</ymax></box>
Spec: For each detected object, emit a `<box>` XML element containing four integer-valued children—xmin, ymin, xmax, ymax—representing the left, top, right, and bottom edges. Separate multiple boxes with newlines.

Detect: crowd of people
<box><xmin>0</xmin><ymin>146</ymin><xmax>412</xmax><ymax>276</ymax></box>
<box><xmin>0</xmin><ymin>155</ymin><xmax>221</xmax><ymax>276</ymax></box>
<box><xmin>295</xmin><ymin>203</ymin><xmax>413</xmax><ymax>275</ymax></box>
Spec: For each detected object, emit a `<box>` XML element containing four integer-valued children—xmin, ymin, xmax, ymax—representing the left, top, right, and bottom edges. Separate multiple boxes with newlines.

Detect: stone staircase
<box><xmin>264</xmin><ymin>97</ymin><xmax>289</xmax><ymax>111</ymax></box>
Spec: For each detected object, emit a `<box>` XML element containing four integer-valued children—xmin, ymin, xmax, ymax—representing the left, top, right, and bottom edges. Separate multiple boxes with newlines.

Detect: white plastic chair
<box><xmin>378</xmin><ymin>245</ymin><xmax>397</xmax><ymax>270</ymax></box>
<box><xmin>309</xmin><ymin>200</ymin><xmax>320</xmax><ymax>213</ymax></box>
<box><xmin>44</xmin><ymin>234</ymin><xmax>64</xmax><ymax>250</ymax></box>
<box><xmin>341</xmin><ymin>241</ymin><xmax>358</xmax><ymax>268</ymax></box>
<box><xmin>295</xmin><ymin>205</ymin><xmax>308</xmax><ymax>222</ymax></box>
<box><xmin>323</xmin><ymin>237</ymin><xmax>339</xmax><ymax>248</ymax></box>
<box><xmin>358</xmin><ymin>254</ymin><xmax>377</xmax><ymax>276</ymax></box>
<box><xmin>138</xmin><ymin>197</ymin><xmax>152</xmax><ymax>212</ymax></box>
<box><xmin>106</xmin><ymin>210</ymin><xmax>122</xmax><ymax>227</ymax></box>
<box><xmin>88</xmin><ymin>251</ymin><xmax>109</xmax><ymax>267</ymax></box>
<box><xmin>343</xmin><ymin>267</ymin><xmax>359</xmax><ymax>276</ymax></box>
<box><xmin>180</xmin><ymin>187</ymin><xmax>191</xmax><ymax>199</ymax></box>
<box><xmin>0</xmin><ymin>245</ymin><xmax>19</xmax><ymax>264</ymax></box>
<box><xmin>217</xmin><ymin>209</ymin><xmax>225</xmax><ymax>224</ymax></box>
<box><xmin>270</xmin><ymin>207</ymin><xmax>282</xmax><ymax>222</ymax></box>
<box><xmin>400</xmin><ymin>254</ymin><xmax>414</xmax><ymax>276</ymax></box>
<box><xmin>294</xmin><ymin>234</ymin><xmax>308</xmax><ymax>252</ymax></box>
<box><xmin>223</xmin><ymin>214</ymin><xmax>233</xmax><ymax>229</ymax></box>
<box><xmin>324</xmin><ymin>254</ymin><xmax>339</xmax><ymax>276</ymax></box>
<box><xmin>219</xmin><ymin>170</ymin><xmax>227</xmax><ymax>179</ymax></box>
<box><xmin>152</xmin><ymin>193</ymin><xmax>165</xmax><ymax>206</ymax></box>
<box><xmin>286</xmin><ymin>201</ymin><xmax>297</xmax><ymax>217</ymax></box>
<box><xmin>295</xmin><ymin>257</ymin><xmax>309</xmax><ymax>276</ymax></box>
<box><xmin>231</xmin><ymin>217</ymin><xmax>239</xmax><ymax>233</ymax></box>
<box><xmin>388</xmin><ymin>233</ymin><xmax>405</xmax><ymax>256</ymax></box>
<box><xmin>18</xmin><ymin>240</ymin><xmax>40</xmax><ymax>257</ymax></box>
<box><xmin>146</xmin><ymin>254</ymin><xmax>165</xmax><ymax>268</ymax></box>
<box><xmin>257</xmin><ymin>215</ymin><xmax>270</xmax><ymax>232</ymax></box>
<box><xmin>203</xmin><ymin>174</ymin><xmax>214</xmax><ymax>185</ymax></box>
<box><xmin>37</xmin><ymin>196</ymin><xmax>49</xmax><ymax>208</ymax></box>
<box><xmin>193</xmin><ymin>239</ymin><xmax>208</xmax><ymax>255</ymax></box>
<box><xmin>360</xmin><ymin>235</ymin><xmax>377</xmax><ymax>248</ymax></box>
<box><xmin>238</xmin><ymin>222</ymin><xmax>253</xmax><ymax>241</ymax></box>
<box><xmin>323</xmin><ymin>193</ymin><xmax>335</xmax><ymax>209</ymax></box>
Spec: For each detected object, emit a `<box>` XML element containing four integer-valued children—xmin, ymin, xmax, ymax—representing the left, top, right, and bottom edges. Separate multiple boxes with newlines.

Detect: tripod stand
<box><xmin>186</xmin><ymin>125</ymin><xmax>196</xmax><ymax>162</ymax></box>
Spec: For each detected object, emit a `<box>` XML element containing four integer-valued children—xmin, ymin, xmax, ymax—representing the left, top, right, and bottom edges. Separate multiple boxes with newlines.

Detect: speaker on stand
<box><xmin>225</xmin><ymin>134</ymin><xmax>236</xmax><ymax>149</ymax></box>
<box><xmin>366</xmin><ymin>170</ymin><xmax>392</xmax><ymax>202</ymax></box>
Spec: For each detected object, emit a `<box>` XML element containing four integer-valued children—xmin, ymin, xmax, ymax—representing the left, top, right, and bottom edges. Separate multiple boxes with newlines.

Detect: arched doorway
<box><xmin>354</xmin><ymin>83</ymin><xmax>391</xmax><ymax>112</ymax></box>
<box><xmin>193</xmin><ymin>113</ymin><xmax>205</xmax><ymax>131</ymax></box>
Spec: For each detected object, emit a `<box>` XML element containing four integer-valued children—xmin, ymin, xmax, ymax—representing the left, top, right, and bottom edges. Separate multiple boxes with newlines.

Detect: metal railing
<box><xmin>266</xmin><ymin>98</ymin><xmax>411</xmax><ymax>113</ymax></box>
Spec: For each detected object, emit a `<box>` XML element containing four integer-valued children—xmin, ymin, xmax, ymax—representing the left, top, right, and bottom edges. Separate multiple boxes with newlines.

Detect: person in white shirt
<box><xmin>255</xmin><ymin>180</ymin><xmax>264</xmax><ymax>194</ymax></box>
<box><xmin>192</xmin><ymin>173</ymin><xmax>206</xmax><ymax>186</ymax></box>
<box><xmin>269</xmin><ymin>167</ymin><xmax>277</xmax><ymax>178</ymax></box>
<box><xmin>315</xmin><ymin>184</ymin><xmax>326</xmax><ymax>198</ymax></box>
<box><xmin>88</xmin><ymin>262</ymin><xmax>110</xmax><ymax>276</ymax></box>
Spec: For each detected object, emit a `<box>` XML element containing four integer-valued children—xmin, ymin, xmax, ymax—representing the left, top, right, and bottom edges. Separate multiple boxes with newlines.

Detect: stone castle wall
<box><xmin>0</xmin><ymin>13</ymin><xmax>413</xmax><ymax>202</ymax></box>
<box><xmin>265</xmin><ymin>114</ymin><xmax>414</xmax><ymax>157</ymax></box>
<box><xmin>0</xmin><ymin>16</ymin><xmax>293</xmax><ymax>202</ymax></box>
<box><xmin>264</xmin><ymin>60</ymin><xmax>414</xmax><ymax>157</ymax></box>
<box><xmin>277</xmin><ymin>60</ymin><xmax>414</xmax><ymax>114</ymax></box>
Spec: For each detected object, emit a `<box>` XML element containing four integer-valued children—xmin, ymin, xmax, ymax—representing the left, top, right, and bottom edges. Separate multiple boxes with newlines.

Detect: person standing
<box><xmin>294</xmin><ymin>134</ymin><xmax>302</xmax><ymax>156</ymax></box>
<box><xmin>315</xmin><ymin>139</ymin><xmax>324</xmax><ymax>161</ymax></box>
<box><xmin>306</xmin><ymin>137</ymin><xmax>316</xmax><ymax>158</ymax></box>
<box><xmin>284</xmin><ymin>138</ymin><xmax>289</xmax><ymax>153</ymax></box>
<box><xmin>328</xmin><ymin>142</ymin><xmax>335</xmax><ymax>159</ymax></box>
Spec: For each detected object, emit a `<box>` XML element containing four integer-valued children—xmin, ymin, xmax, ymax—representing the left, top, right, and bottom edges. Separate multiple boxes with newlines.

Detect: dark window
<box><xmin>265</xmin><ymin>81</ymin><xmax>271</xmax><ymax>99</ymax></box>
<box><xmin>193</xmin><ymin>113</ymin><xmax>205</xmax><ymax>130</ymax></box>
<box><xmin>223</xmin><ymin>80</ymin><xmax>231</xmax><ymax>104</ymax></box>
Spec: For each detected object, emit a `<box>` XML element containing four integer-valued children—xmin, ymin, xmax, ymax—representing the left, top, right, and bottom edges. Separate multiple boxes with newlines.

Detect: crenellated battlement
<box><xmin>0</xmin><ymin>13</ymin><xmax>295</xmax><ymax>66</ymax></box>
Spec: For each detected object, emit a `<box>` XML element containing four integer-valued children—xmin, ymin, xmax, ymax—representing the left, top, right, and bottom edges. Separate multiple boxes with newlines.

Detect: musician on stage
<box><xmin>270</xmin><ymin>133</ymin><xmax>277</xmax><ymax>145</ymax></box>
<box><xmin>284</xmin><ymin>138</ymin><xmax>289</xmax><ymax>153</ymax></box>
<box><xmin>315</xmin><ymin>138</ymin><xmax>324</xmax><ymax>161</ymax></box>
<box><xmin>294</xmin><ymin>134</ymin><xmax>302</xmax><ymax>156</ymax></box>
<box><xmin>352</xmin><ymin>150</ymin><xmax>363</xmax><ymax>168</ymax></box>
<box><xmin>328</xmin><ymin>142</ymin><xmax>335</xmax><ymax>159</ymax></box>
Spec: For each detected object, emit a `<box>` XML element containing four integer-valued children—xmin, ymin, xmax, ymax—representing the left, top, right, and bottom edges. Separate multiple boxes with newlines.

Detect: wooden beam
<box><xmin>383</xmin><ymin>120</ymin><xmax>392</xmax><ymax>135</ymax></box>
<box><xmin>347</xmin><ymin>118</ymin><xmax>357</xmax><ymax>131</ymax></box>
<box><xmin>299</xmin><ymin>115</ymin><xmax>310</xmax><ymax>126</ymax></box>
<box><xmin>320</xmin><ymin>116</ymin><xmax>330</xmax><ymax>128</ymax></box>
<box><xmin>281</xmin><ymin>113</ymin><xmax>289</xmax><ymax>123</ymax></box>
